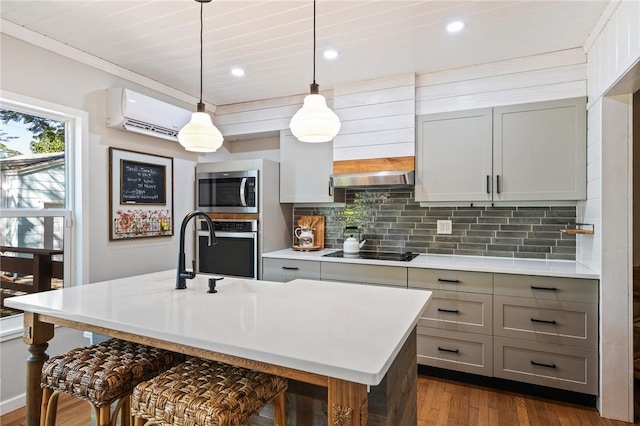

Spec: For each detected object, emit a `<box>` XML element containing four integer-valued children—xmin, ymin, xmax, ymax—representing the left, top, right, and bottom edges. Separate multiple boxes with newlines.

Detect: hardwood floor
<box><xmin>1</xmin><ymin>374</ymin><xmax>637</xmax><ymax>426</ymax></box>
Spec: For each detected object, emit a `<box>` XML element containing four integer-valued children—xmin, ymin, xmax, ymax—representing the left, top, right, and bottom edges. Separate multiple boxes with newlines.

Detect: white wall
<box><xmin>582</xmin><ymin>0</ymin><xmax>640</xmax><ymax>421</ymax></box>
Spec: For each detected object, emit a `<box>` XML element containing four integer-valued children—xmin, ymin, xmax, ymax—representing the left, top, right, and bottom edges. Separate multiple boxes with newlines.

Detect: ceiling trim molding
<box><xmin>0</xmin><ymin>18</ymin><xmax>211</xmax><ymax>108</ymax></box>
<box><xmin>584</xmin><ymin>0</ymin><xmax>621</xmax><ymax>52</ymax></box>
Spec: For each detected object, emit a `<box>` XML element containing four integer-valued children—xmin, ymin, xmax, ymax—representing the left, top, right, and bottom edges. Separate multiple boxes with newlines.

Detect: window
<box><xmin>0</xmin><ymin>92</ymin><xmax>86</xmax><ymax>322</ymax></box>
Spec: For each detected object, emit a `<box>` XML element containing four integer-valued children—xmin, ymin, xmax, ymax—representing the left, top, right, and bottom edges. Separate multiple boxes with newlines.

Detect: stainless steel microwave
<box><xmin>196</xmin><ymin>170</ymin><xmax>258</xmax><ymax>213</ymax></box>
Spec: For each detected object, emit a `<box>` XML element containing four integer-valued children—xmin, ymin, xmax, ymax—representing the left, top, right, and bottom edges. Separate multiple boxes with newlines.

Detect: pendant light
<box><xmin>289</xmin><ymin>0</ymin><xmax>341</xmax><ymax>143</ymax></box>
<box><xmin>178</xmin><ymin>0</ymin><xmax>224</xmax><ymax>152</ymax></box>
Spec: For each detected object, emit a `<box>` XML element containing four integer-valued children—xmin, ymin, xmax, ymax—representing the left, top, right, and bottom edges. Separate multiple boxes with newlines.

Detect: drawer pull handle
<box><xmin>530</xmin><ymin>285</ymin><xmax>557</xmax><ymax>291</ymax></box>
<box><xmin>438</xmin><ymin>279</ymin><xmax>460</xmax><ymax>284</ymax></box>
<box><xmin>530</xmin><ymin>360</ymin><xmax>557</xmax><ymax>369</ymax></box>
<box><xmin>438</xmin><ymin>308</ymin><xmax>459</xmax><ymax>314</ymax></box>
<box><xmin>530</xmin><ymin>318</ymin><xmax>557</xmax><ymax>325</ymax></box>
<box><xmin>281</xmin><ymin>266</ymin><xmax>299</xmax><ymax>271</ymax></box>
<box><xmin>437</xmin><ymin>347</ymin><xmax>459</xmax><ymax>354</ymax></box>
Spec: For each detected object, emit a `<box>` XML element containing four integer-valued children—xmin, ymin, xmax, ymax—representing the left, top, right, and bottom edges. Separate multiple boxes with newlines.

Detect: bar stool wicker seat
<box><xmin>131</xmin><ymin>357</ymin><xmax>288</xmax><ymax>426</ymax></box>
<box><xmin>40</xmin><ymin>339</ymin><xmax>184</xmax><ymax>426</ymax></box>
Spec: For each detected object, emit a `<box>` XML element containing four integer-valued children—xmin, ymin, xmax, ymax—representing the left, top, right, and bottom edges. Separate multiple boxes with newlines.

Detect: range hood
<box><xmin>330</xmin><ymin>170</ymin><xmax>415</xmax><ymax>188</ymax></box>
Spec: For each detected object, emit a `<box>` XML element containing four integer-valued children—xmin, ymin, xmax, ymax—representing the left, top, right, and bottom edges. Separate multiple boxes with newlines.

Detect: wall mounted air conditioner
<box><xmin>106</xmin><ymin>87</ymin><xmax>192</xmax><ymax>142</ymax></box>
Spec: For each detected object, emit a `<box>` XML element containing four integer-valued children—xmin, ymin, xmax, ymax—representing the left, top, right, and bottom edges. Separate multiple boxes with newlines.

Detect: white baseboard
<box><xmin>0</xmin><ymin>393</ymin><xmax>25</xmax><ymax>416</ymax></box>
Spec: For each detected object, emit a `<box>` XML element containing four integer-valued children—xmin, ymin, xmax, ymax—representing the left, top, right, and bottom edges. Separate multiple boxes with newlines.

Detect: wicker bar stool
<box><xmin>131</xmin><ymin>357</ymin><xmax>288</xmax><ymax>426</ymax></box>
<box><xmin>40</xmin><ymin>339</ymin><xmax>184</xmax><ymax>426</ymax></box>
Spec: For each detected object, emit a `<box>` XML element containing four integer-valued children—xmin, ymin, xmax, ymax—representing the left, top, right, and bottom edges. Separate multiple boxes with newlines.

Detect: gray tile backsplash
<box><xmin>293</xmin><ymin>189</ymin><xmax>576</xmax><ymax>260</ymax></box>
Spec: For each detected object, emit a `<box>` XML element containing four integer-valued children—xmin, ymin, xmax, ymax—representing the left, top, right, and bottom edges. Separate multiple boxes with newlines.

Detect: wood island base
<box><xmin>249</xmin><ymin>329</ymin><xmax>418</xmax><ymax>426</ymax></box>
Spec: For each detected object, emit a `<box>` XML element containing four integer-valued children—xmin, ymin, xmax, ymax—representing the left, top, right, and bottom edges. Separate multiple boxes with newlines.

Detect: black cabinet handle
<box><xmin>531</xmin><ymin>318</ymin><xmax>557</xmax><ymax>325</ymax></box>
<box><xmin>282</xmin><ymin>266</ymin><xmax>299</xmax><ymax>270</ymax></box>
<box><xmin>531</xmin><ymin>360</ymin><xmax>556</xmax><ymax>369</ymax></box>
<box><xmin>438</xmin><ymin>308</ymin><xmax>459</xmax><ymax>314</ymax></box>
<box><xmin>437</xmin><ymin>347</ymin><xmax>459</xmax><ymax>354</ymax></box>
<box><xmin>328</xmin><ymin>177</ymin><xmax>333</xmax><ymax>196</ymax></box>
<box><xmin>530</xmin><ymin>286</ymin><xmax>557</xmax><ymax>291</ymax></box>
<box><xmin>496</xmin><ymin>175</ymin><xmax>501</xmax><ymax>193</ymax></box>
<box><xmin>486</xmin><ymin>175</ymin><xmax>491</xmax><ymax>194</ymax></box>
<box><xmin>438</xmin><ymin>278</ymin><xmax>460</xmax><ymax>284</ymax></box>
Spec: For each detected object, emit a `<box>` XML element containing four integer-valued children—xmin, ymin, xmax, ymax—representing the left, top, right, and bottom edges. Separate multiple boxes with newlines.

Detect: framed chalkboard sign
<box><xmin>120</xmin><ymin>160</ymin><xmax>166</xmax><ymax>204</ymax></box>
<box><xmin>109</xmin><ymin>148</ymin><xmax>174</xmax><ymax>240</ymax></box>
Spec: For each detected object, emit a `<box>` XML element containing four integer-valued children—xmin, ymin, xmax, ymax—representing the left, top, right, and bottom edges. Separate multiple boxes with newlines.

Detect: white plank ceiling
<box><xmin>0</xmin><ymin>0</ymin><xmax>608</xmax><ymax>107</ymax></box>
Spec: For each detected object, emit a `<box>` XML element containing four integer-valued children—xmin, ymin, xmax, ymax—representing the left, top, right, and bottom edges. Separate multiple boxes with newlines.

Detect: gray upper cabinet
<box><xmin>415</xmin><ymin>108</ymin><xmax>493</xmax><ymax>202</ymax></box>
<box><xmin>493</xmin><ymin>98</ymin><xmax>586</xmax><ymax>201</ymax></box>
<box><xmin>415</xmin><ymin>98</ymin><xmax>587</xmax><ymax>203</ymax></box>
<box><xmin>279</xmin><ymin>130</ymin><xmax>335</xmax><ymax>203</ymax></box>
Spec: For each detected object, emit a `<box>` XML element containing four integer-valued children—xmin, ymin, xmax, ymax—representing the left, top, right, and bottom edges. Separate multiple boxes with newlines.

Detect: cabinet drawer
<box><xmin>494</xmin><ymin>296</ymin><xmax>597</xmax><ymax>348</ymax></box>
<box><xmin>418</xmin><ymin>290</ymin><xmax>492</xmax><ymax>335</ymax></box>
<box><xmin>417</xmin><ymin>327</ymin><xmax>493</xmax><ymax>376</ymax></box>
<box><xmin>321</xmin><ymin>263</ymin><xmax>407</xmax><ymax>287</ymax></box>
<box><xmin>494</xmin><ymin>336</ymin><xmax>598</xmax><ymax>395</ymax></box>
<box><xmin>262</xmin><ymin>258</ymin><xmax>320</xmax><ymax>282</ymax></box>
<box><xmin>408</xmin><ymin>268</ymin><xmax>492</xmax><ymax>294</ymax></box>
<box><xmin>494</xmin><ymin>274</ymin><xmax>598</xmax><ymax>303</ymax></box>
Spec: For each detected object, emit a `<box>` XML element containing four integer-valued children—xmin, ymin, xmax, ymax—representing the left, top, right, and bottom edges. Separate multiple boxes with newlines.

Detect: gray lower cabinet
<box><xmin>494</xmin><ymin>336</ymin><xmax>598</xmax><ymax>395</ymax></box>
<box><xmin>262</xmin><ymin>257</ymin><xmax>601</xmax><ymax>394</ymax></box>
<box><xmin>417</xmin><ymin>327</ymin><xmax>493</xmax><ymax>376</ymax></box>
<box><xmin>493</xmin><ymin>273</ymin><xmax>599</xmax><ymax>394</ymax></box>
<box><xmin>409</xmin><ymin>268</ymin><xmax>494</xmax><ymax>377</ymax></box>
<box><xmin>320</xmin><ymin>262</ymin><xmax>407</xmax><ymax>287</ymax></box>
<box><xmin>262</xmin><ymin>258</ymin><xmax>320</xmax><ymax>282</ymax></box>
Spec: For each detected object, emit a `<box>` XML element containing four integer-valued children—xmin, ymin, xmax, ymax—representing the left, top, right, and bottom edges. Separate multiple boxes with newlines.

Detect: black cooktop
<box><xmin>323</xmin><ymin>250</ymin><xmax>419</xmax><ymax>262</ymax></box>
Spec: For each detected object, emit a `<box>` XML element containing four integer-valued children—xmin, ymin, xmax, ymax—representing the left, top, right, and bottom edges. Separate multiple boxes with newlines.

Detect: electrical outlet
<box><xmin>437</xmin><ymin>220</ymin><xmax>452</xmax><ymax>235</ymax></box>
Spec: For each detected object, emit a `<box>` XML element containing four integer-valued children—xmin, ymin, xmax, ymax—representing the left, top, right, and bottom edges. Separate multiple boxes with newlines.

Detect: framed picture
<box><xmin>109</xmin><ymin>148</ymin><xmax>174</xmax><ymax>240</ymax></box>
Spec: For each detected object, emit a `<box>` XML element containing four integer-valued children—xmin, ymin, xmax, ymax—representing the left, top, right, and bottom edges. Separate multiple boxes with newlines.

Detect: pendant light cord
<box><xmin>313</xmin><ymin>0</ymin><xmax>316</xmax><ymax>85</ymax></box>
<box><xmin>199</xmin><ymin>1</ymin><xmax>204</xmax><ymax>104</ymax></box>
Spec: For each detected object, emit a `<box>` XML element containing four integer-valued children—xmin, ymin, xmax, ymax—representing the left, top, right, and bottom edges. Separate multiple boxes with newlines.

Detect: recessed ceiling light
<box><xmin>323</xmin><ymin>49</ymin><xmax>339</xmax><ymax>60</ymax></box>
<box><xmin>447</xmin><ymin>21</ymin><xmax>465</xmax><ymax>33</ymax></box>
<box><xmin>231</xmin><ymin>68</ymin><xmax>245</xmax><ymax>77</ymax></box>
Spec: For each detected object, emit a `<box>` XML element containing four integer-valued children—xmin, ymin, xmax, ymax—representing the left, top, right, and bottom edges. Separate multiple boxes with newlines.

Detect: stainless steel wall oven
<box><xmin>197</xmin><ymin>220</ymin><xmax>258</xmax><ymax>279</ymax></box>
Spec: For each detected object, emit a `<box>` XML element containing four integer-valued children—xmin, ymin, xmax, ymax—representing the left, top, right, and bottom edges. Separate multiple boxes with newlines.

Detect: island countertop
<box><xmin>263</xmin><ymin>248</ymin><xmax>599</xmax><ymax>279</ymax></box>
<box><xmin>5</xmin><ymin>269</ymin><xmax>431</xmax><ymax>386</ymax></box>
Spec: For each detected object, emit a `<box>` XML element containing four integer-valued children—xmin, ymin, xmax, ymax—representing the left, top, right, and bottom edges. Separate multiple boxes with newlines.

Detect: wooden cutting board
<box><xmin>294</xmin><ymin>215</ymin><xmax>325</xmax><ymax>250</ymax></box>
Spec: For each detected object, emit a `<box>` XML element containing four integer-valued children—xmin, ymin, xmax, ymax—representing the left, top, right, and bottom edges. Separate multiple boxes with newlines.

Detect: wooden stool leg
<box><xmin>40</xmin><ymin>388</ymin><xmax>53</xmax><ymax>426</ymax></box>
<box><xmin>121</xmin><ymin>396</ymin><xmax>132</xmax><ymax>426</ymax></box>
<box><xmin>43</xmin><ymin>391</ymin><xmax>60</xmax><ymax>426</ymax></box>
<box><xmin>272</xmin><ymin>392</ymin><xmax>286</xmax><ymax>426</ymax></box>
<box><xmin>98</xmin><ymin>406</ymin><xmax>112</xmax><ymax>426</ymax></box>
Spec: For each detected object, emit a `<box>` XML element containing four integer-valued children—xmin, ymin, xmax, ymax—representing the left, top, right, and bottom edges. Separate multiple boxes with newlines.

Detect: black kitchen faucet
<box><xmin>176</xmin><ymin>210</ymin><xmax>216</xmax><ymax>289</ymax></box>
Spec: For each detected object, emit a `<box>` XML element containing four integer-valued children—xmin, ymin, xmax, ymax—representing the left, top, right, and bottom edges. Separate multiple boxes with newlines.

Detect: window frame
<box><xmin>0</xmin><ymin>91</ymin><xmax>88</xmax><ymax>338</ymax></box>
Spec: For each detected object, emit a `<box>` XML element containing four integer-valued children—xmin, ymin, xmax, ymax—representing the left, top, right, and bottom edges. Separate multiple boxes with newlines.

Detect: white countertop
<box><xmin>263</xmin><ymin>249</ymin><xmax>599</xmax><ymax>279</ymax></box>
<box><xmin>5</xmin><ymin>270</ymin><xmax>431</xmax><ymax>386</ymax></box>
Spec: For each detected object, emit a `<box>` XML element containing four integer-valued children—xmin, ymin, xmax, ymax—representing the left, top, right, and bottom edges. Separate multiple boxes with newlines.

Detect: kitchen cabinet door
<box><xmin>279</xmin><ymin>130</ymin><xmax>335</xmax><ymax>203</ymax></box>
<box><xmin>415</xmin><ymin>109</ymin><xmax>493</xmax><ymax>202</ymax></box>
<box><xmin>415</xmin><ymin>98</ymin><xmax>586</xmax><ymax>204</ymax></box>
<box><xmin>493</xmin><ymin>98</ymin><xmax>586</xmax><ymax>201</ymax></box>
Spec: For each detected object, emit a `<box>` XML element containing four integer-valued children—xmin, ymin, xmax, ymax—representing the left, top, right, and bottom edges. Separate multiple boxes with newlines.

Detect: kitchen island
<box><xmin>6</xmin><ymin>270</ymin><xmax>431</xmax><ymax>426</ymax></box>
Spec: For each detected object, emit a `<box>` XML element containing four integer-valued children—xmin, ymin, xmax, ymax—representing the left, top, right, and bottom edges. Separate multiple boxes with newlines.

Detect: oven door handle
<box><xmin>239</xmin><ymin>178</ymin><xmax>247</xmax><ymax>207</ymax></box>
<box><xmin>199</xmin><ymin>231</ymin><xmax>256</xmax><ymax>239</ymax></box>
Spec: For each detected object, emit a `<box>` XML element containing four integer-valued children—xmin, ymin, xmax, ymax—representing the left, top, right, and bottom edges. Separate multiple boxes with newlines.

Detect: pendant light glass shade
<box><xmin>179</xmin><ymin>0</ymin><xmax>223</xmax><ymax>153</ymax></box>
<box><xmin>178</xmin><ymin>105</ymin><xmax>224</xmax><ymax>152</ymax></box>
<box><xmin>289</xmin><ymin>0</ymin><xmax>340</xmax><ymax>143</ymax></box>
<box><xmin>290</xmin><ymin>88</ymin><xmax>341</xmax><ymax>143</ymax></box>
